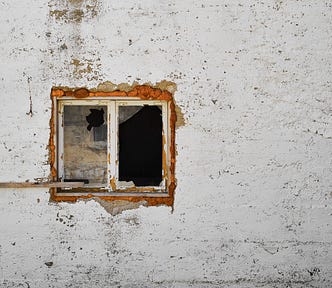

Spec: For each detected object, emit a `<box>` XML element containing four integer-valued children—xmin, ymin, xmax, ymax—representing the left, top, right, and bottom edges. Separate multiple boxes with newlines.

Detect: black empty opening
<box><xmin>119</xmin><ymin>106</ymin><xmax>162</xmax><ymax>186</ymax></box>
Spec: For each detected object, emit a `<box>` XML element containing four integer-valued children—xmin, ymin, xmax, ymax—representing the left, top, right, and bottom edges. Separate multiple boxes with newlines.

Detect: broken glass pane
<box><xmin>119</xmin><ymin>105</ymin><xmax>162</xmax><ymax>186</ymax></box>
<box><xmin>63</xmin><ymin>105</ymin><xmax>107</xmax><ymax>186</ymax></box>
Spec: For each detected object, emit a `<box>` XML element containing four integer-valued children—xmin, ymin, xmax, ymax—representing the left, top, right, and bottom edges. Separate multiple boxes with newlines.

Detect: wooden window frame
<box><xmin>49</xmin><ymin>86</ymin><xmax>176</xmax><ymax>207</ymax></box>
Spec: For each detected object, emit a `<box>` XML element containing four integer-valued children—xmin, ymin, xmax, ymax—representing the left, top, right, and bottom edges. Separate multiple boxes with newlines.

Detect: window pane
<box><xmin>119</xmin><ymin>105</ymin><xmax>162</xmax><ymax>186</ymax></box>
<box><xmin>63</xmin><ymin>105</ymin><xmax>107</xmax><ymax>186</ymax></box>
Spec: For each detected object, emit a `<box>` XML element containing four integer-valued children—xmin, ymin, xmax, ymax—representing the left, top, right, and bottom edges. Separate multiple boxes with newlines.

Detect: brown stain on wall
<box><xmin>49</xmin><ymin>0</ymin><xmax>99</xmax><ymax>23</ymax></box>
<box><xmin>70</xmin><ymin>59</ymin><xmax>94</xmax><ymax>79</ymax></box>
<box><xmin>49</xmin><ymin>9</ymin><xmax>85</xmax><ymax>23</ymax></box>
<box><xmin>67</xmin><ymin>0</ymin><xmax>85</xmax><ymax>5</ymax></box>
<box><xmin>69</xmin><ymin>9</ymin><xmax>85</xmax><ymax>22</ymax></box>
<box><xmin>49</xmin><ymin>83</ymin><xmax>180</xmax><ymax>208</ymax></box>
<box><xmin>49</xmin><ymin>10</ymin><xmax>68</xmax><ymax>21</ymax></box>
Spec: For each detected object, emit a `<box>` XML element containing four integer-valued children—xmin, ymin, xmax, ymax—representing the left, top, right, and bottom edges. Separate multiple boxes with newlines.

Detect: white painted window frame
<box><xmin>57</xmin><ymin>97</ymin><xmax>169</xmax><ymax>193</ymax></box>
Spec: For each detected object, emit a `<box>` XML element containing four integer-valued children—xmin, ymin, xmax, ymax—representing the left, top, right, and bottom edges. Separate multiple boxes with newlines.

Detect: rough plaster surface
<box><xmin>0</xmin><ymin>0</ymin><xmax>331</xmax><ymax>287</ymax></box>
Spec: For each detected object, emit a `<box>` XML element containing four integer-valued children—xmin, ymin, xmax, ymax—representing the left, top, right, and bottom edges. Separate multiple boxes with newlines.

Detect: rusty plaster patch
<box><xmin>92</xmin><ymin>198</ymin><xmax>147</xmax><ymax>216</ymax></box>
<box><xmin>154</xmin><ymin>80</ymin><xmax>177</xmax><ymax>94</ymax></box>
<box><xmin>91</xmin><ymin>80</ymin><xmax>177</xmax><ymax>95</ymax></box>
<box><xmin>94</xmin><ymin>81</ymin><xmax>138</xmax><ymax>93</ymax></box>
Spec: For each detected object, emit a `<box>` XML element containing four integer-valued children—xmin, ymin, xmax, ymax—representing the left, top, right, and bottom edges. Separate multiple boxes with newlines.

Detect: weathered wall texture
<box><xmin>0</xmin><ymin>0</ymin><xmax>331</xmax><ymax>287</ymax></box>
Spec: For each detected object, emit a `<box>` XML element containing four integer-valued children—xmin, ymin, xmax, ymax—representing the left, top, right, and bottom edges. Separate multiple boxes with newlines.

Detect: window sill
<box><xmin>50</xmin><ymin>187</ymin><xmax>174</xmax><ymax>206</ymax></box>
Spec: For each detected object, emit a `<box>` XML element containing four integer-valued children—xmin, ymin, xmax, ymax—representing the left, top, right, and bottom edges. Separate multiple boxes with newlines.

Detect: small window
<box><xmin>49</xmin><ymin>86</ymin><xmax>176</xmax><ymax>206</ymax></box>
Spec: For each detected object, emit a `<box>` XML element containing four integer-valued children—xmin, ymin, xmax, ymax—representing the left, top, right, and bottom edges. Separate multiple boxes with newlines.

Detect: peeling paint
<box><xmin>175</xmin><ymin>104</ymin><xmax>185</xmax><ymax>128</ymax></box>
<box><xmin>70</xmin><ymin>59</ymin><xmax>94</xmax><ymax>79</ymax></box>
<box><xmin>94</xmin><ymin>81</ymin><xmax>139</xmax><ymax>93</ymax></box>
<box><xmin>92</xmin><ymin>80</ymin><xmax>177</xmax><ymax>95</ymax></box>
<box><xmin>154</xmin><ymin>80</ymin><xmax>177</xmax><ymax>94</ymax></box>
<box><xmin>92</xmin><ymin>198</ymin><xmax>147</xmax><ymax>216</ymax></box>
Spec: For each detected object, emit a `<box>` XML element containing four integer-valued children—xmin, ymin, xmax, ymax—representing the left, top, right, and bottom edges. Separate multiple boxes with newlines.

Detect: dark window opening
<box><xmin>119</xmin><ymin>106</ymin><xmax>162</xmax><ymax>186</ymax></box>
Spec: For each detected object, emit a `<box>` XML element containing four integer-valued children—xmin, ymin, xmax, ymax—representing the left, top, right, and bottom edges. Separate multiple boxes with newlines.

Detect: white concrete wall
<box><xmin>0</xmin><ymin>0</ymin><xmax>331</xmax><ymax>287</ymax></box>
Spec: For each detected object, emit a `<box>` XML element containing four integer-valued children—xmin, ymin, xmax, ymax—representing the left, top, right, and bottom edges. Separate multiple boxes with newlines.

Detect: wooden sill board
<box><xmin>0</xmin><ymin>182</ymin><xmax>85</xmax><ymax>188</ymax></box>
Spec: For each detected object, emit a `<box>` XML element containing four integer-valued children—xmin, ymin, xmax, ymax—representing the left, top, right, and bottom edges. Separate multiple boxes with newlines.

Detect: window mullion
<box><xmin>109</xmin><ymin>101</ymin><xmax>117</xmax><ymax>191</ymax></box>
<box><xmin>162</xmin><ymin>102</ymin><xmax>168</xmax><ymax>189</ymax></box>
<box><xmin>58</xmin><ymin>101</ymin><xmax>64</xmax><ymax>181</ymax></box>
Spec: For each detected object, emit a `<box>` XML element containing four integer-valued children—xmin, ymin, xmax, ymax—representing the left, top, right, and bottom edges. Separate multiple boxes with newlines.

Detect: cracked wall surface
<box><xmin>0</xmin><ymin>0</ymin><xmax>332</xmax><ymax>287</ymax></box>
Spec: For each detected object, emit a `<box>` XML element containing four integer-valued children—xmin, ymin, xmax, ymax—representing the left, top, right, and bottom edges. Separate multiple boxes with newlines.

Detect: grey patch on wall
<box><xmin>92</xmin><ymin>198</ymin><xmax>147</xmax><ymax>216</ymax></box>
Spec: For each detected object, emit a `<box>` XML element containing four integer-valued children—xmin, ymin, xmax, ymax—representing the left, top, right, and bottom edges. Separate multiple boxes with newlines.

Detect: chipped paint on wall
<box><xmin>70</xmin><ymin>58</ymin><xmax>100</xmax><ymax>80</ymax></box>
<box><xmin>92</xmin><ymin>198</ymin><xmax>148</xmax><ymax>216</ymax></box>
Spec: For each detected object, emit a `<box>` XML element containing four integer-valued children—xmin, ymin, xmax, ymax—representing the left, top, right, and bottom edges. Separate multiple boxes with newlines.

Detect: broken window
<box><xmin>58</xmin><ymin>101</ymin><xmax>166</xmax><ymax>190</ymax></box>
<box><xmin>118</xmin><ymin>105</ymin><xmax>163</xmax><ymax>187</ymax></box>
<box><xmin>62</xmin><ymin>105</ymin><xmax>107</xmax><ymax>187</ymax></box>
<box><xmin>50</xmin><ymin>87</ymin><xmax>175</xmax><ymax>206</ymax></box>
